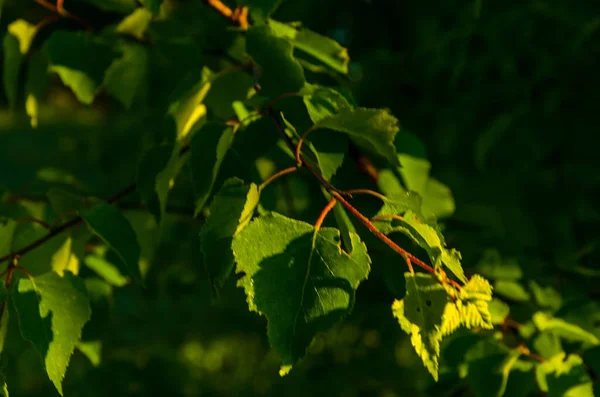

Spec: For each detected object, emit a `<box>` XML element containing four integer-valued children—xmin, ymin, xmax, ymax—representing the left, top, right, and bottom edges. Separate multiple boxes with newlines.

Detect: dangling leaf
<box><xmin>269</xmin><ymin>20</ymin><xmax>350</xmax><ymax>74</ymax></box>
<box><xmin>232</xmin><ymin>212</ymin><xmax>371</xmax><ymax>373</ymax></box>
<box><xmin>376</xmin><ymin>210</ymin><xmax>467</xmax><ymax>283</ymax></box>
<box><xmin>79</xmin><ymin>204</ymin><xmax>141</xmax><ymax>280</ymax></box>
<box><xmin>201</xmin><ymin>178</ymin><xmax>259</xmax><ymax>293</ymax></box>
<box><xmin>392</xmin><ymin>273</ymin><xmax>448</xmax><ymax>380</ymax></box>
<box><xmin>11</xmin><ymin>271</ymin><xmax>91</xmax><ymax>396</ymax></box>
<box><xmin>246</xmin><ymin>25</ymin><xmax>306</xmax><ymax>98</ymax></box>
<box><xmin>190</xmin><ymin>123</ymin><xmax>237</xmax><ymax>215</ymax></box>
<box><xmin>313</xmin><ymin>108</ymin><xmax>400</xmax><ymax>167</ymax></box>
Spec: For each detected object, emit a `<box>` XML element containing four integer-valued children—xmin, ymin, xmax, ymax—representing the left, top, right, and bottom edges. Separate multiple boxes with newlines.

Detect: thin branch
<box><xmin>331</xmin><ymin>191</ymin><xmax>435</xmax><ymax>274</ymax></box>
<box><xmin>259</xmin><ymin>166</ymin><xmax>298</xmax><ymax>192</ymax></box>
<box><xmin>315</xmin><ymin>198</ymin><xmax>337</xmax><ymax>232</ymax></box>
<box><xmin>344</xmin><ymin>189</ymin><xmax>387</xmax><ymax>201</ymax></box>
<box><xmin>295</xmin><ymin>126</ymin><xmax>316</xmax><ymax>165</ymax></box>
<box><xmin>15</xmin><ymin>216</ymin><xmax>51</xmax><ymax>230</ymax></box>
<box><xmin>0</xmin><ymin>184</ymin><xmax>136</xmax><ymax>265</ymax></box>
<box><xmin>205</xmin><ymin>0</ymin><xmax>249</xmax><ymax>29</ymax></box>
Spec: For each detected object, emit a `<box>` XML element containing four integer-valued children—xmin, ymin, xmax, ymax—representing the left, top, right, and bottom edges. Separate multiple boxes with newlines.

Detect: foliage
<box><xmin>0</xmin><ymin>0</ymin><xmax>598</xmax><ymax>396</ymax></box>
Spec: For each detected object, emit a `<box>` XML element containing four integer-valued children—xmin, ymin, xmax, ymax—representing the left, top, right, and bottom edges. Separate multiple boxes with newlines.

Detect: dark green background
<box><xmin>1</xmin><ymin>0</ymin><xmax>599</xmax><ymax>396</ymax></box>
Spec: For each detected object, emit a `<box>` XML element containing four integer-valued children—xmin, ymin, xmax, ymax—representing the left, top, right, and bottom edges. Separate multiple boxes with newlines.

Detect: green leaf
<box><xmin>232</xmin><ymin>212</ymin><xmax>370</xmax><ymax>371</ymax></box>
<box><xmin>2</xmin><ymin>20</ymin><xmax>37</xmax><ymax>108</ymax></box>
<box><xmin>11</xmin><ymin>271</ymin><xmax>91</xmax><ymax>396</ymax></box>
<box><xmin>139</xmin><ymin>0</ymin><xmax>162</xmax><ymax>14</ymax></box>
<box><xmin>0</xmin><ymin>283</ymin><xmax>6</xmax><ymax>306</ymax></box>
<box><xmin>533</xmin><ymin>312</ymin><xmax>600</xmax><ymax>346</ymax></box>
<box><xmin>168</xmin><ymin>67</ymin><xmax>212</xmax><ymax>139</ymax></box>
<box><xmin>0</xmin><ymin>372</ymin><xmax>7</xmax><ymax>397</ymax></box>
<box><xmin>494</xmin><ymin>280</ymin><xmax>530</xmax><ymax>302</ymax></box>
<box><xmin>190</xmin><ymin>123</ymin><xmax>236</xmax><ymax>215</ymax></box>
<box><xmin>394</xmin><ymin>273</ymin><xmax>494</xmax><ymax>379</ymax></box>
<box><xmin>269</xmin><ymin>20</ymin><xmax>350</xmax><ymax>74</ymax></box>
<box><xmin>489</xmin><ymin>298</ymin><xmax>510</xmax><ymax>325</ymax></box>
<box><xmin>104</xmin><ymin>41</ymin><xmax>148</xmax><ymax>109</ymax></box>
<box><xmin>246</xmin><ymin>25</ymin><xmax>306</xmax><ymax>98</ymax></box>
<box><xmin>201</xmin><ymin>178</ymin><xmax>259</xmax><ymax>292</ymax></box>
<box><xmin>115</xmin><ymin>8</ymin><xmax>153</xmax><ymax>40</ymax></box>
<box><xmin>476</xmin><ymin>249</ymin><xmax>523</xmax><ymax>280</ymax></box>
<box><xmin>536</xmin><ymin>353</ymin><xmax>593</xmax><ymax>396</ymax></box>
<box><xmin>46</xmin><ymin>31</ymin><xmax>119</xmax><ymax>105</ymax></box>
<box><xmin>136</xmin><ymin>143</ymin><xmax>174</xmax><ymax>223</ymax></box>
<box><xmin>379</xmin><ymin>210</ymin><xmax>467</xmax><ymax>283</ymax></box>
<box><xmin>529</xmin><ymin>281</ymin><xmax>562</xmax><ymax>311</ymax></box>
<box><xmin>79</xmin><ymin>204</ymin><xmax>142</xmax><ymax>280</ymax></box>
<box><xmin>301</xmin><ymin>84</ymin><xmax>353</xmax><ymax>123</ymax></box>
<box><xmin>534</xmin><ymin>331</ymin><xmax>563</xmax><ymax>360</ymax></box>
<box><xmin>84</xmin><ymin>253</ymin><xmax>129</xmax><ymax>287</ymax></box>
<box><xmin>392</xmin><ymin>274</ymin><xmax>447</xmax><ymax>380</ymax></box>
<box><xmin>313</xmin><ymin>108</ymin><xmax>400</xmax><ymax>167</ymax></box>
<box><xmin>457</xmin><ymin>275</ymin><xmax>494</xmax><ymax>330</ymax></box>
<box><xmin>76</xmin><ymin>340</ymin><xmax>102</xmax><ymax>367</ymax></box>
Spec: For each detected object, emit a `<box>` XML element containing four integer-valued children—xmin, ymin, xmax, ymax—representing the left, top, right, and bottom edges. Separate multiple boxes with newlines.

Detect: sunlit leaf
<box><xmin>269</xmin><ymin>20</ymin><xmax>350</xmax><ymax>74</ymax></box>
<box><xmin>392</xmin><ymin>273</ymin><xmax>447</xmax><ymax>380</ymax></box>
<box><xmin>232</xmin><ymin>212</ymin><xmax>370</xmax><ymax>372</ymax></box>
<box><xmin>12</xmin><ymin>271</ymin><xmax>91</xmax><ymax>396</ymax></box>
<box><xmin>533</xmin><ymin>312</ymin><xmax>599</xmax><ymax>346</ymax></box>
<box><xmin>201</xmin><ymin>178</ymin><xmax>259</xmax><ymax>292</ymax></box>
<box><xmin>0</xmin><ymin>372</ymin><xmax>7</xmax><ymax>397</ymax></box>
<box><xmin>494</xmin><ymin>280</ymin><xmax>530</xmax><ymax>302</ymax></box>
<box><xmin>378</xmin><ymin>210</ymin><xmax>467</xmax><ymax>283</ymax></box>
<box><xmin>313</xmin><ymin>108</ymin><xmax>400</xmax><ymax>167</ymax></box>
<box><xmin>76</xmin><ymin>340</ymin><xmax>102</xmax><ymax>367</ymax></box>
<box><xmin>116</xmin><ymin>8</ymin><xmax>153</xmax><ymax>40</ymax></box>
<box><xmin>2</xmin><ymin>20</ymin><xmax>37</xmax><ymax>108</ymax></box>
<box><xmin>191</xmin><ymin>123</ymin><xmax>236</xmax><ymax>215</ymax></box>
<box><xmin>535</xmin><ymin>353</ymin><xmax>592</xmax><ymax>396</ymax></box>
<box><xmin>46</xmin><ymin>31</ymin><xmax>119</xmax><ymax>105</ymax></box>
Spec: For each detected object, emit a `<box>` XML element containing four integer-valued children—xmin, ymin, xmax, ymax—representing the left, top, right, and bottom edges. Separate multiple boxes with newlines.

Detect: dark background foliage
<box><xmin>1</xmin><ymin>0</ymin><xmax>599</xmax><ymax>396</ymax></box>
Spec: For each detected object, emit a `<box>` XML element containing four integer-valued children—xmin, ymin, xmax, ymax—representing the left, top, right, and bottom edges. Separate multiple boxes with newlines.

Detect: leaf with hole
<box><xmin>232</xmin><ymin>212</ymin><xmax>370</xmax><ymax>373</ymax></box>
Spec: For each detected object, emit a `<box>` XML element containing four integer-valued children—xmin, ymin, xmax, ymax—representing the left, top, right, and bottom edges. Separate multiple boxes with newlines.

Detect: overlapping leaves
<box><xmin>11</xmin><ymin>271</ymin><xmax>91</xmax><ymax>396</ymax></box>
<box><xmin>393</xmin><ymin>272</ymin><xmax>493</xmax><ymax>380</ymax></box>
<box><xmin>232</xmin><ymin>212</ymin><xmax>371</xmax><ymax>373</ymax></box>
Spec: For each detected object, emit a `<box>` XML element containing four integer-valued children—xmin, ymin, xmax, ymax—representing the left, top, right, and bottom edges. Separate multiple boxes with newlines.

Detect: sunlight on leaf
<box><xmin>12</xmin><ymin>272</ymin><xmax>91</xmax><ymax>396</ymax></box>
<box><xmin>232</xmin><ymin>212</ymin><xmax>371</xmax><ymax>372</ymax></box>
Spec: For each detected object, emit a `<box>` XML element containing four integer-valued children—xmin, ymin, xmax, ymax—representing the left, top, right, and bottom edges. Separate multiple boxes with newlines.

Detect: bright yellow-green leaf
<box><xmin>12</xmin><ymin>271</ymin><xmax>91</xmax><ymax>396</ymax></box>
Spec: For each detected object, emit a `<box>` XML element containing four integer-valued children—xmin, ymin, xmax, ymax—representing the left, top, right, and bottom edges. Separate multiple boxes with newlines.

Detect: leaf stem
<box><xmin>0</xmin><ymin>184</ymin><xmax>136</xmax><ymax>266</ymax></box>
<box><xmin>344</xmin><ymin>189</ymin><xmax>387</xmax><ymax>201</ymax></box>
<box><xmin>259</xmin><ymin>166</ymin><xmax>298</xmax><ymax>191</ymax></box>
<box><xmin>315</xmin><ymin>198</ymin><xmax>337</xmax><ymax>232</ymax></box>
<box><xmin>331</xmin><ymin>192</ymin><xmax>435</xmax><ymax>274</ymax></box>
<box><xmin>295</xmin><ymin>127</ymin><xmax>316</xmax><ymax>165</ymax></box>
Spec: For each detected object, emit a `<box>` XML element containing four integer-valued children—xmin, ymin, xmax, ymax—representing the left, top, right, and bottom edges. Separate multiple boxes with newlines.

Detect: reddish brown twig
<box><xmin>34</xmin><ymin>0</ymin><xmax>91</xmax><ymax>29</ymax></box>
<box><xmin>315</xmin><ymin>198</ymin><xmax>337</xmax><ymax>232</ymax></box>
<box><xmin>205</xmin><ymin>0</ymin><xmax>249</xmax><ymax>29</ymax></box>
<box><xmin>259</xmin><ymin>166</ymin><xmax>298</xmax><ymax>191</ymax></box>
